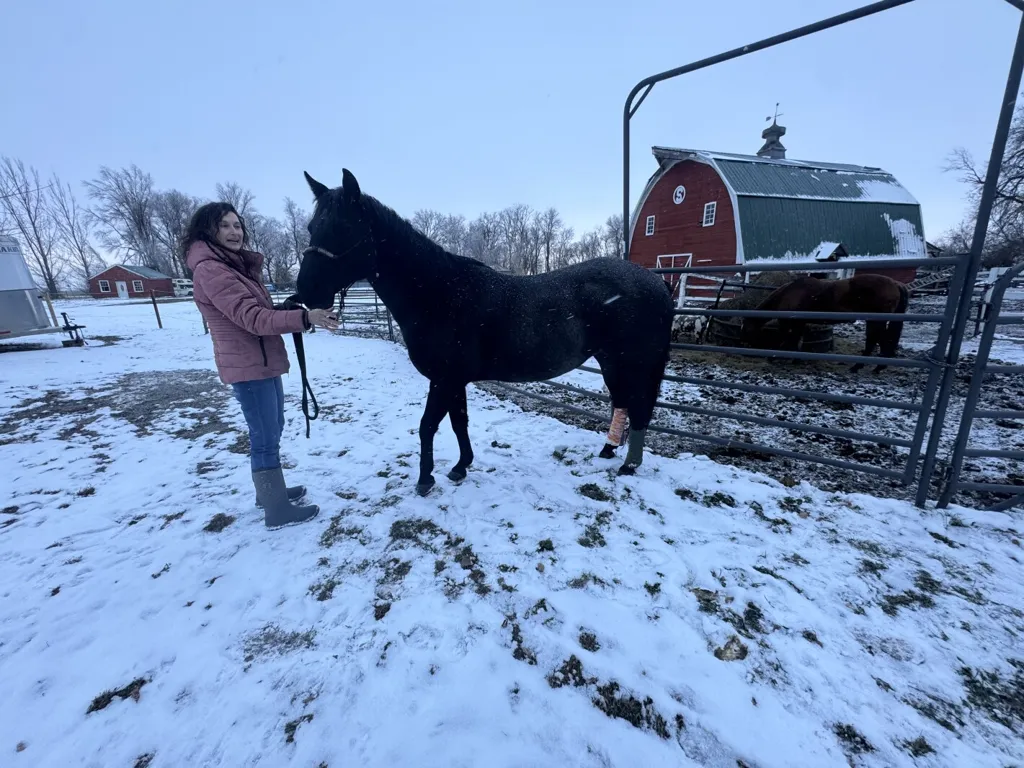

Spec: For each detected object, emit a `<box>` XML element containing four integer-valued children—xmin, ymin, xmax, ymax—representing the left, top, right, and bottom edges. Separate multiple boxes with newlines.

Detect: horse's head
<box><xmin>295</xmin><ymin>169</ymin><xmax>376</xmax><ymax>310</ymax></box>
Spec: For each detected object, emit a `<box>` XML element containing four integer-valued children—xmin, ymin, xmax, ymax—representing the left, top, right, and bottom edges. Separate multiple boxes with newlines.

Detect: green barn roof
<box><xmin>650</xmin><ymin>145</ymin><xmax>926</xmax><ymax>264</ymax></box>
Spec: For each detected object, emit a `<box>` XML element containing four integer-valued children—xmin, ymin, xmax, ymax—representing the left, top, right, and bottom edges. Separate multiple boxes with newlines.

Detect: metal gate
<box><xmin>936</xmin><ymin>262</ymin><xmax>1024</xmax><ymax>510</ymax></box>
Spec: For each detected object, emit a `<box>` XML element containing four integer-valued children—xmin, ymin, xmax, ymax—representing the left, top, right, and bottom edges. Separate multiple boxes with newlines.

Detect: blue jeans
<box><xmin>231</xmin><ymin>376</ymin><xmax>285</xmax><ymax>471</ymax></box>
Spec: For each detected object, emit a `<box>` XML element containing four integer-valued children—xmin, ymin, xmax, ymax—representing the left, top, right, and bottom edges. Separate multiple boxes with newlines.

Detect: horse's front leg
<box><xmin>417</xmin><ymin>381</ymin><xmax>451</xmax><ymax>496</ymax></box>
<box><xmin>851</xmin><ymin>320</ymin><xmax>881</xmax><ymax>374</ymax></box>
<box><xmin>446</xmin><ymin>385</ymin><xmax>474</xmax><ymax>483</ymax></box>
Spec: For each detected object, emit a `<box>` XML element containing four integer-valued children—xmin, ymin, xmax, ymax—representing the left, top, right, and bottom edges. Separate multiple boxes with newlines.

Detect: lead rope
<box><xmin>283</xmin><ymin>294</ymin><xmax>319</xmax><ymax>438</ymax></box>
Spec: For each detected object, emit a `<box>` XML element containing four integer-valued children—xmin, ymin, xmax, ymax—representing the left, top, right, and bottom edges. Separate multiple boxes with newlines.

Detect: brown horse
<box><xmin>740</xmin><ymin>273</ymin><xmax>909</xmax><ymax>373</ymax></box>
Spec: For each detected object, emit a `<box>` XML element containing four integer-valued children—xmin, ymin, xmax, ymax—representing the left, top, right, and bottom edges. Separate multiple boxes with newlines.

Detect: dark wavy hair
<box><xmin>182</xmin><ymin>202</ymin><xmax>249</xmax><ymax>260</ymax></box>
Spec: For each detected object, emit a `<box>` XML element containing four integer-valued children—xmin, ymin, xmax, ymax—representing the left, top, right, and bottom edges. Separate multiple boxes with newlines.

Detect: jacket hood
<box><xmin>186</xmin><ymin>240</ymin><xmax>264</xmax><ymax>280</ymax></box>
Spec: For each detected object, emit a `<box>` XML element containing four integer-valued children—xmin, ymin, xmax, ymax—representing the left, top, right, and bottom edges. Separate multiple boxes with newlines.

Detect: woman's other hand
<box><xmin>307</xmin><ymin>308</ymin><xmax>341</xmax><ymax>331</ymax></box>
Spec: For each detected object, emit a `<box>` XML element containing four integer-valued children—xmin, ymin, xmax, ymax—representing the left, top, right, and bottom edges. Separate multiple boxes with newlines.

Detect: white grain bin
<box><xmin>0</xmin><ymin>235</ymin><xmax>58</xmax><ymax>340</ymax></box>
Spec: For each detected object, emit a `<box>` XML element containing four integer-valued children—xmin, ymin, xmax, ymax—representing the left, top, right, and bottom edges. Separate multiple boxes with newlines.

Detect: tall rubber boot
<box><xmin>252</xmin><ymin>467</ymin><xmax>319</xmax><ymax>529</ymax></box>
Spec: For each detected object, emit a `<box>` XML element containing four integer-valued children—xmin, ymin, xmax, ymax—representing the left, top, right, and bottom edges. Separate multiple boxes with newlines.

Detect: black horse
<box><xmin>295</xmin><ymin>169</ymin><xmax>674</xmax><ymax>495</ymax></box>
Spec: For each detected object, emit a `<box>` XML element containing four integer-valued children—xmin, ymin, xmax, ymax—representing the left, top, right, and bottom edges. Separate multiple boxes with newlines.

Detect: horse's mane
<box><xmin>361</xmin><ymin>193</ymin><xmax>494</xmax><ymax>275</ymax></box>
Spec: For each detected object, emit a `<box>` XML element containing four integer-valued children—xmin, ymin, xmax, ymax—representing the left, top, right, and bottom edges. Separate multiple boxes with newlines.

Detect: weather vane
<box><xmin>766</xmin><ymin>102</ymin><xmax>783</xmax><ymax>123</ymax></box>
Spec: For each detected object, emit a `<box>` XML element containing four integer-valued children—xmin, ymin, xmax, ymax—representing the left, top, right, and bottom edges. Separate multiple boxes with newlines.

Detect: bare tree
<box><xmin>85</xmin><ymin>165</ymin><xmax>168</xmax><ymax>273</ymax></box>
<box><xmin>946</xmin><ymin>97</ymin><xmax>1024</xmax><ymax>265</ymax></box>
<box><xmin>603</xmin><ymin>214</ymin><xmax>624</xmax><ymax>259</ymax></box>
<box><xmin>497</xmin><ymin>203</ymin><xmax>534</xmax><ymax>273</ymax></box>
<box><xmin>153</xmin><ymin>190</ymin><xmax>202</xmax><ymax>277</ymax></box>
<box><xmin>248</xmin><ymin>213</ymin><xmax>292</xmax><ymax>286</ymax></box>
<box><xmin>535</xmin><ymin>207</ymin><xmax>562</xmax><ymax>273</ymax></box>
<box><xmin>553</xmin><ymin>225</ymin><xmax>577</xmax><ymax>269</ymax></box>
<box><xmin>215</xmin><ymin>181</ymin><xmax>256</xmax><ymax>219</ymax></box>
<box><xmin>0</xmin><ymin>157</ymin><xmax>65</xmax><ymax>293</ymax></box>
<box><xmin>465</xmin><ymin>212</ymin><xmax>502</xmax><ymax>266</ymax></box>
<box><xmin>49</xmin><ymin>177</ymin><xmax>104</xmax><ymax>291</ymax></box>
<box><xmin>411</xmin><ymin>209</ymin><xmax>445</xmax><ymax>242</ymax></box>
<box><xmin>283</xmin><ymin>197</ymin><xmax>311</xmax><ymax>270</ymax></box>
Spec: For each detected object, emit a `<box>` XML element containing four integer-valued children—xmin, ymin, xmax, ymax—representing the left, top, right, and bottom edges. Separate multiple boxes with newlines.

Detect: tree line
<box><xmin>6</xmin><ymin>88</ymin><xmax>1024</xmax><ymax>296</ymax></box>
<box><xmin>0</xmin><ymin>157</ymin><xmax>624</xmax><ymax>294</ymax></box>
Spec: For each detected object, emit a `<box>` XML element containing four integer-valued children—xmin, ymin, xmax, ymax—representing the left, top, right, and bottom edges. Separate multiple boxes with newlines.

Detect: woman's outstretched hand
<box><xmin>307</xmin><ymin>308</ymin><xmax>341</xmax><ymax>331</ymax></box>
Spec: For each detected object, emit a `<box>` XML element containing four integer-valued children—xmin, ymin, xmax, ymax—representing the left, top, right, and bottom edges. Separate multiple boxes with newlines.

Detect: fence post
<box><xmin>150</xmin><ymin>290</ymin><xmax>163</xmax><ymax>329</ymax></box>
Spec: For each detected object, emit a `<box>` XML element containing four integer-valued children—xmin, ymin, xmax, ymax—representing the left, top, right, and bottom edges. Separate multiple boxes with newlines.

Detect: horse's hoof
<box><xmin>598</xmin><ymin>444</ymin><xmax>617</xmax><ymax>460</ymax></box>
<box><xmin>447</xmin><ymin>467</ymin><xmax>467</xmax><ymax>483</ymax></box>
<box><xmin>415</xmin><ymin>479</ymin><xmax>436</xmax><ymax>496</ymax></box>
<box><xmin>616</xmin><ymin>464</ymin><xmax>637</xmax><ymax>476</ymax></box>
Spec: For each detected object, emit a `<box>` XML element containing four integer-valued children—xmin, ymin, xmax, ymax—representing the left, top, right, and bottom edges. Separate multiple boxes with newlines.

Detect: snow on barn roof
<box><xmin>651</xmin><ymin>146</ymin><xmax>919</xmax><ymax>206</ymax></box>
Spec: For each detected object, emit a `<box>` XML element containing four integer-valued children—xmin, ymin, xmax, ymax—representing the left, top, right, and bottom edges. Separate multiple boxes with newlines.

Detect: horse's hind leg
<box><xmin>416</xmin><ymin>381</ymin><xmax>452</xmax><ymax>496</ymax></box>
<box><xmin>617</xmin><ymin>361</ymin><xmax>665</xmax><ymax>475</ymax></box>
<box><xmin>599</xmin><ymin>406</ymin><xmax>628</xmax><ymax>459</ymax></box>
<box><xmin>446</xmin><ymin>385</ymin><xmax>474</xmax><ymax>483</ymax></box>
<box><xmin>596</xmin><ymin>362</ymin><xmax>629</xmax><ymax>460</ymax></box>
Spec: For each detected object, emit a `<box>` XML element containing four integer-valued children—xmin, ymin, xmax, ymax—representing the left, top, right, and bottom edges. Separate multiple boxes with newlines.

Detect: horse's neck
<box><xmin>369</xmin><ymin>227</ymin><xmax>450</xmax><ymax>327</ymax></box>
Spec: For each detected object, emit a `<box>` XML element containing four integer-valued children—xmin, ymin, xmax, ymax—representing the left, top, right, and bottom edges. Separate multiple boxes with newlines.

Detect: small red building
<box><xmin>89</xmin><ymin>265</ymin><xmax>174</xmax><ymax>299</ymax></box>
<box><xmin>627</xmin><ymin>121</ymin><xmax>926</xmax><ymax>301</ymax></box>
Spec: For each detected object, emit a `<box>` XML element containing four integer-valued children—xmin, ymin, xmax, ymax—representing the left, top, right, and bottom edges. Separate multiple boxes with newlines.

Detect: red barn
<box><xmin>89</xmin><ymin>265</ymin><xmax>174</xmax><ymax>299</ymax></box>
<box><xmin>627</xmin><ymin>120</ymin><xmax>926</xmax><ymax>301</ymax></box>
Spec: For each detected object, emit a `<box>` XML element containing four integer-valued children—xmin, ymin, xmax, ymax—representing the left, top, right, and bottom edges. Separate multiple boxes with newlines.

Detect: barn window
<box><xmin>132</xmin><ymin>280</ymin><xmax>144</xmax><ymax>293</ymax></box>
<box><xmin>645</xmin><ymin>215</ymin><xmax>656</xmax><ymax>236</ymax></box>
<box><xmin>98</xmin><ymin>280</ymin><xmax>110</xmax><ymax>293</ymax></box>
<box><xmin>702</xmin><ymin>202</ymin><xmax>717</xmax><ymax>227</ymax></box>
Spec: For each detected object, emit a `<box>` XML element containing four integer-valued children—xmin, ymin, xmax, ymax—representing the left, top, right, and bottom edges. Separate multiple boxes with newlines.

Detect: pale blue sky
<box><xmin>6</xmin><ymin>0</ymin><xmax>1021</xmax><ymax>244</ymax></box>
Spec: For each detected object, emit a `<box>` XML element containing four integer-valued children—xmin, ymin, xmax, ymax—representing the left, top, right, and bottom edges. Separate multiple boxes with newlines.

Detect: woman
<box><xmin>184</xmin><ymin>202</ymin><xmax>339</xmax><ymax>530</ymax></box>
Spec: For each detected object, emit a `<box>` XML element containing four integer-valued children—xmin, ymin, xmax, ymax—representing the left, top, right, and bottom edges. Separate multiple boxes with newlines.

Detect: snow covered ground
<box><xmin>1</xmin><ymin>299</ymin><xmax>1022</xmax><ymax>767</ymax></box>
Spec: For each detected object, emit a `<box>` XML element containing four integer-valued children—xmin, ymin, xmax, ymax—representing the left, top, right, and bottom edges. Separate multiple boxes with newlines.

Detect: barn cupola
<box><xmin>757</xmin><ymin>118</ymin><xmax>787</xmax><ymax>160</ymax></box>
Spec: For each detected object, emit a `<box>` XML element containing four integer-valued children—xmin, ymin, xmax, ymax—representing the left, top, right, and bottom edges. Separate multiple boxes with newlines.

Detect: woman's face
<box><xmin>216</xmin><ymin>212</ymin><xmax>244</xmax><ymax>251</ymax></box>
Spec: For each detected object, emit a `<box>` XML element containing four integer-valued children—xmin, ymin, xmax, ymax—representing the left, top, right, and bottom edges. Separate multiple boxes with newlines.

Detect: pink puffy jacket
<box><xmin>187</xmin><ymin>241</ymin><xmax>309</xmax><ymax>385</ymax></box>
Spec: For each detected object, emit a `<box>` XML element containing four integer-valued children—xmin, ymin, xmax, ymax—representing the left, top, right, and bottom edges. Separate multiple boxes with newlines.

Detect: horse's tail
<box><xmin>882</xmin><ymin>282</ymin><xmax>910</xmax><ymax>354</ymax></box>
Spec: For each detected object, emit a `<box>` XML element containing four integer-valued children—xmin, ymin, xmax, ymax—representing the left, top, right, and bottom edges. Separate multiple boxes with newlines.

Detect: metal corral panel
<box><xmin>736</xmin><ymin>197</ymin><xmax>926</xmax><ymax>263</ymax></box>
<box><xmin>715</xmin><ymin>159</ymin><xmax>918</xmax><ymax>204</ymax></box>
<box><xmin>0</xmin><ymin>236</ymin><xmax>53</xmax><ymax>336</ymax></box>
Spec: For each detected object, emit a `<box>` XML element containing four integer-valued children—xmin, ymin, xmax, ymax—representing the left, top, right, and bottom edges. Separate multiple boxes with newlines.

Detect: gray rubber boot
<box><xmin>255</xmin><ymin>484</ymin><xmax>306</xmax><ymax>509</ymax></box>
<box><xmin>252</xmin><ymin>468</ymin><xmax>319</xmax><ymax>530</ymax></box>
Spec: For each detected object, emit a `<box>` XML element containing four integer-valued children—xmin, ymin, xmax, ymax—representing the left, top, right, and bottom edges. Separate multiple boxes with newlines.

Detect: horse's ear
<box><xmin>342</xmin><ymin>168</ymin><xmax>361</xmax><ymax>203</ymax></box>
<box><xmin>304</xmin><ymin>171</ymin><xmax>329</xmax><ymax>200</ymax></box>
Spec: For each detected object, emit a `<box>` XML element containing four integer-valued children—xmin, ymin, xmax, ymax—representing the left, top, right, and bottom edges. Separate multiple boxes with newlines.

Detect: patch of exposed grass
<box><xmin>284</xmin><ymin>713</ymin><xmax>314</xmax><ymax>743</ymax></box>
<box><xmin>578</xmin><ymin>510</ymin><xmax>612</xmax><ymax>548</ymax></box>
<box><xmin>203</xmin><ymin>513</ymin><xmax>235</xmax><ymax>533</ymax></box>
<box><xmin>537</xmin><ymin>538</ymin><xmax>554</xmax><ymax>553</ymax></box>
<box><xmin>593</xmin><ymin>681</ymin><xmax>671</xmax><ymax>739</ymax></box>
<box><xmin>959</xmin><ymin>661</ymin><xmax>1024</xmax><ymax>734</ymax></box>
<box><xmin>309</xmin><ymin>574</ymin><xmax>340</xmax><ymax>602</ymax></box>
<box><xmin>242</xmin><ymin>624</ymin><xmax>316</xmax><ymax>663</ymax></box>
<box><xmin>833</xmin><ymin>723</ymin><xmax>874</xmax><ymax>755</ymax></box>
<box><xmin>929</xmin><ymin>531</ymin><xmax>960</xmax><ymax>548</ymax></box>
<box><xmin>703</xmin><ymin>491</ymin><xmax>736</xmax><ymax>508</ymax></box>
<box><xmin>901</xmin><ymin>737</ymin><xmax>935</xmax><ymax>758</ymax></box>
<box><xmin>547</xmin><ymin>655</ymin><xmax>595</xmax><ymax>689</ymax></box>
<box><xmin>579</xmin><ymin>631</ymin><xmax>600</xmax><ymax>652</ymax></box>
<box><xmin>750</xmin><ymin>501</ymin><xmax>791</xmax><ymax>532</ymax></box>
<box><xmin>578</xmin><ymin>483</ymin><xmax>612</xmax><ymax>502</ymax></box>
<box><xmin>568</xmin><ymin>572</ymin><xmax>608</xmax><ymax>589</ymax></box>
<box><xmin>881</xmin><ymin>590</ymin><xmax>936</xmax><ymax>617</ymax></box>
<box><xmin>87</xmin><ymin>677</ymin><xmax>149</xmax><ymax>714</ymax></box>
